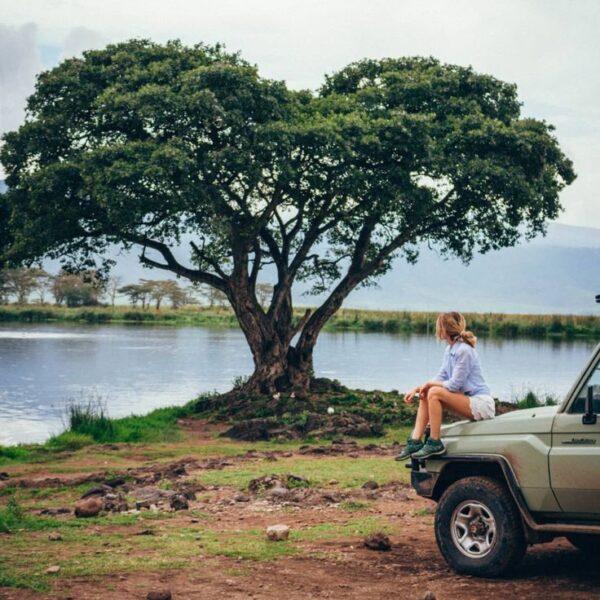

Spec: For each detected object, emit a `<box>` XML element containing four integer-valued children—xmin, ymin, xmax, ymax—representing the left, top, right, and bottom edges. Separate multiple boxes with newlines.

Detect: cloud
<box><xmin>0</xmin><ymin>23</ymin><xmax>42</xmax><ymax>133</ymax></box>
<box><xmin>0</xmin><ymin>1</ymin><xmax>599</xmax><ymax>225</ymax></box>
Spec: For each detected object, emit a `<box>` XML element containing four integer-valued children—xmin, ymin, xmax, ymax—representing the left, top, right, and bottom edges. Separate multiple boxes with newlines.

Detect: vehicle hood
<box><xmin>441</xmin><ymin>405</ymin><xmax>558</xmax><ymax>436</ymax></box>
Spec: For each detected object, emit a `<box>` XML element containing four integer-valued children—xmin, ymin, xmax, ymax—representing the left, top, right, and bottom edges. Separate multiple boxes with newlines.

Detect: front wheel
<box><xmin>435</xmin><ymin>476</ymin><xmax>526</xmax><ymax>577</ymax></box>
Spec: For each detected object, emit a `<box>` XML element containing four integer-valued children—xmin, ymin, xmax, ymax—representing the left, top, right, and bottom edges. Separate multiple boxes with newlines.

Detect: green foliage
<box><xmin>46</xmin><ymin>431</ymin><xmax>95</xmax><ymax>451</ymax></box>
<box><xmin>515</xmin><ymin>390</ymin><xmax>559</xmax><ymax>409</ymax></box>
<box><xmin>66</xmin><ymin>399</ymin><xmax>116</xmax><ymax>442</ymax></box>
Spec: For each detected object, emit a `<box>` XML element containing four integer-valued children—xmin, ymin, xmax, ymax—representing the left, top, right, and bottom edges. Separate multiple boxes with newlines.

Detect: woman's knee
<box><xmin>428</xmin><ymin>385</ymin><xmax>445</xmax><ymax>400</ymax></box>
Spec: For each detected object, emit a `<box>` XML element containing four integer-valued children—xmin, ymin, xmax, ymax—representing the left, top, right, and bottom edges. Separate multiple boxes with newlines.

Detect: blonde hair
<box><xmin>435</xmin><ymin>312</ymin><xmax>477</xmax><ymax>348</ymax></box>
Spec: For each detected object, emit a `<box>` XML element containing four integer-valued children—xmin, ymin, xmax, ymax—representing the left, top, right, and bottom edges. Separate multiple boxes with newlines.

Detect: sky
<box><xmin>0</xmin><ymin>0</ymin><xmax>599</xmax><ymax>226</ymax></box>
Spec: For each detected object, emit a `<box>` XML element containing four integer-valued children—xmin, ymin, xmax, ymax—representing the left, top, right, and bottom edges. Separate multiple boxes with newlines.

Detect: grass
<box><xmin>1</xmin><ymin>303</ymin><xmax>599</xmax><ymax>339</ymax></box>
<box><xmin>193</xmin><ymin>454</ymin><xmax>410</xmax><ymax>490</ymax></box>
<box><xmin>515</xmin><ymin>390</ymin><xmax>559</xmax><ymax>409</ymax></box>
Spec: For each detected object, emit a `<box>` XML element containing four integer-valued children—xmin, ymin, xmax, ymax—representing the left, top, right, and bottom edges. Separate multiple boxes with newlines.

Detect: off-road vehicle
<box><xmin>410</xmin><ymin>343</ymin><xmax>600</xmax><ymax>577</ymax></box>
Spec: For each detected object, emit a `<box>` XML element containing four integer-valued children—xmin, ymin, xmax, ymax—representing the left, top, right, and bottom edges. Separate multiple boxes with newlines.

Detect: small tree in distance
<box><xmin>0</xmin><ymin>41</ymin><xmax>575</xmax><ymax>393</ymax></box>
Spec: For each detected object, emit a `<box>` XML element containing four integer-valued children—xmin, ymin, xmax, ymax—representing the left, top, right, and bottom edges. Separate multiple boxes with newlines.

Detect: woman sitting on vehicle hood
<box><xmin>396</xmin><ymin>311</ymin><xmax>495</xmax><ymax>461</ymax></box>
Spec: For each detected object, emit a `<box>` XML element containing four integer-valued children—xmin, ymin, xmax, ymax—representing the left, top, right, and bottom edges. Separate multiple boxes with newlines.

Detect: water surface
<box><xmin>0</xmin><ymin>323</ymin><xmax>596</xmax><ymax>444</ymax></box>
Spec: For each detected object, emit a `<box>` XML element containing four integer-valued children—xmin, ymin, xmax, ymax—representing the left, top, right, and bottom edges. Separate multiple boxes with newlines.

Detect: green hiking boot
<box><xmin>394</xmin><ymin>437</ymin><xmax>424</xmax><ymax>461</ymax></box>
<box><xmin>412</xmin><ymin>437</ymin><xmax>446</xmax><ymax>460</ymax></box>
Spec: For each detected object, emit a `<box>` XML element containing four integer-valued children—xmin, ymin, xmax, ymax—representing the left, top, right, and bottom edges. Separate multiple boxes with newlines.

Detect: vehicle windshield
<box><xmin>570</xmin><ymin>361</ymin><xmax>600</xmax><ymax>414</ymax></box>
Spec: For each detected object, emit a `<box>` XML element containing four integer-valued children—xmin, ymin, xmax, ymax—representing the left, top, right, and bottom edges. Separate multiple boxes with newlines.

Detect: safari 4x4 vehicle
<box><xmin>410</xmin><ymin>343</ymin><xmax>600</xmax><ymax>577</ymax></box>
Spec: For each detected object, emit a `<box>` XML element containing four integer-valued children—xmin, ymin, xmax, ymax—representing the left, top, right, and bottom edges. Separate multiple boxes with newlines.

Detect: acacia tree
<box><xmin>0</xmin><ymin>40</ymin><xmax>575</xmax><ymax>392</ymax></box>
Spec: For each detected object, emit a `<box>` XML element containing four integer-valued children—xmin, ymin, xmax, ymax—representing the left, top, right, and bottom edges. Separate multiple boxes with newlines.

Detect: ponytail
<box><xmin>435</xmin><ymin>312</ymin><xmax>477</xmax><ymax>347</ymax></box>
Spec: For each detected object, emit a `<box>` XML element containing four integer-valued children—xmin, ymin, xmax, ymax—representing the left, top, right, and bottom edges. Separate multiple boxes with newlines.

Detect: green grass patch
<box><xmin>340</xmin><ymin>501</ymin><xmax>372</xmax><ymax>512</ymax></box>
<box><xmin>194</xmin><ymin>455</ymin><xmax>409</xmax><ymax>490</ymax></box>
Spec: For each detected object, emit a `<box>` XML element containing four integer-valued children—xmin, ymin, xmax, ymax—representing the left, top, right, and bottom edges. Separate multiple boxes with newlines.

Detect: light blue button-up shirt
<box><xmin>435</xmin><ymin>341</ymin><xmax>491</xmax><ymax>396</ymax></box>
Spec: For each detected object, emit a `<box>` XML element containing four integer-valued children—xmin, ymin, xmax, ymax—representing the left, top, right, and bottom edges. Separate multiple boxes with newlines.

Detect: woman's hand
<box><xmin>404</xmin><ymin>387</ymin><xmax>421</xmax><ymax>404</ymax></box>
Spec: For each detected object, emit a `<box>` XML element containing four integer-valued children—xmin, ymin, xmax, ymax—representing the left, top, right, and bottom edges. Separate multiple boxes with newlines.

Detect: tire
<box><xmin>567</xmin><ymin>533</ymin><xmax>600</xmax><ymax>554</ymax></box>
<box><xmin>435</xmin><ymin>476</ymin><xmax>526</xmax><ymax>577</ymax></box>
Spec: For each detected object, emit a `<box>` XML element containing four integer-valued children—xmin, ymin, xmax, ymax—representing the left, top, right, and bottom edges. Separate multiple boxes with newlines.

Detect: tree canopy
<box><xmin>0</xmin><ymin>40</ymin><xmax>575</xmax><ymax>391</ymax></box>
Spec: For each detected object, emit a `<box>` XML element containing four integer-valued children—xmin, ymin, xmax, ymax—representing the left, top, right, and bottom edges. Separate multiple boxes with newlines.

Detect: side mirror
<box><xmin>583</xmin><ymin>385</ymin><xmax>597</xmax><ymax>425</ymax></box>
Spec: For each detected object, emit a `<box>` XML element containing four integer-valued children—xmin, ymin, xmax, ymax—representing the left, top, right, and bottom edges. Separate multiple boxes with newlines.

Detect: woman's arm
<box><xmin>442</xmin><ymin>346</ymin><xmax>473</xmax><ymax>393</ymax></box>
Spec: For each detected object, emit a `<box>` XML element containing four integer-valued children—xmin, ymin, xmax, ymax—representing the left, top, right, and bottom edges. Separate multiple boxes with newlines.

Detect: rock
<box><xmin>39</xmin><ymin>507</ymin><xmax>71</xmax><ymax>516</ymax></box>
<box><xmin>362</xmin><ymin>480</ymin><xmax>379</xmax><ymax>490</ymax></box>
<box><xmin>103</xmin><ymin>477</ymin><xmax>126</xmax><ymax>488</ymax></box>
<box><xmin>134</xmin><ymin>529</ymin><xmax>156</xmax><ymax>536</ymax></box>
<box><xmin>0</xmin><ymin>472</ymin><xmax>9</xmax><ymax>481</ymax></box>
<box><xmin>363</xmin><ymin>533</ymin><xmax>392</xmax><ymax>551</ymax></box>
<box><xmin>75</xmin><ymin>497</ymin><xmax>104</xmax><ymax>518</ymax></box>
<box><xmin>267</xmin><ymin>487</ymin><xmax>291</xmax><ymax>501</ymax></box>
<box><xmin>103</xmin><ymin>492</ymin><xmax>128</xmax><ymax>513</ymax></box>
<box><xmin>48</xmin><ymin>532</ymin><xmax>62</xmax><ymax>541</ymax></box>
<box><xmin>170</xmin><ymin>494</ymin><xmax>189</xmax><ymax>511</ymax></box>
<box><xmin>181</xmin><ymin>488</ymin><xmax>197</xmax><ymax>501</ymax></box>
<box><xmin>328</xmin><ymin>479</ymin><xmax>339</xmax><ymax>485</ymax></box>
<box><xmin>146</xmin><ymin>592</ymin><xmax>172</xmax><ymax>600</ymax></box>
<box><xmin>266</xmin><ymin>524</ymin><xmax>290</xmax><ymax>541</ymax></box>
<box><xmin>423</xmin><ymin>593</ymin><xmax>436</xmax><ymax>600</ymax></box>
<box><xmin>136</xmin><ymin>500</ymin><xmax>152</xmax><ymax>510</ymax></box>
<box><xmin>234</xmin><ymin>493</ymin><xmax>250</xmax><ymax>503</ymax></box>
<box><xmin>321</xmin><ymin>491</ymin><xmax>342</xmax><ymax>503</ymax></box>
<box><xmin>46</xmin><ymin>565</ymin><xmax>61</xmax><ymax>574</ymax></box>
<box><xmin>248</xmin><ymin>475</ymin><xmax>286</xmax><ymax>493</ymax></box>
<box><xmin>134</xmin><ymin>486</ymin><xmax>175</xmax><ymax>505</ymax></box>
<box><xmin>80</xmin><ymin>484</ymin><xmax>113</xmax><ymax>499</ymax></box>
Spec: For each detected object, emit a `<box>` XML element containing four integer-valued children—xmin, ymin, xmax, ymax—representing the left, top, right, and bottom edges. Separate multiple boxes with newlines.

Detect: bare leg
<box><xmin>411</xmin><ymin>396</ymin><xmax>429</xmax><ymax>439</ymax></box>
<box><xmin>427</xmin><ymin>386</ymin><xmax>473</xmax><ymax>439</ymax></box>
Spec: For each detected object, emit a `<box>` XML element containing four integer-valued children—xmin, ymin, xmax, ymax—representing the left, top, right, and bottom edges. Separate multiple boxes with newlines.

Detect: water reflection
<box><xmin>0</xmin><ymin>323</ymin><xmax>596</xmax><ymax>445</ymax></box>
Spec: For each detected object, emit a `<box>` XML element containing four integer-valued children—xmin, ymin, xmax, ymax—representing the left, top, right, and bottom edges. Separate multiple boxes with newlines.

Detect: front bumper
<box><xmin>409</xmin><ymin>458</ymin><xmax>438</xmax><ymax>498</ymax></box>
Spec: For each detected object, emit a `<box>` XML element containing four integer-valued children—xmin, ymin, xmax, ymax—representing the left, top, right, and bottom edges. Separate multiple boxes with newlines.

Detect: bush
<box><xmin>66</xmin><ymin>398</ymin><xmax>116</xmax><ymax>442</ymax></box>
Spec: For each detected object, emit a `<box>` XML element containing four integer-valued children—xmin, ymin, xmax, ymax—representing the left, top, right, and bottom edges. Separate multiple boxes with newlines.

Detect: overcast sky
<box><xmin>1</xmin><ymin>0</ymin><xmax>599</xmax><ymax>226</ymax></box>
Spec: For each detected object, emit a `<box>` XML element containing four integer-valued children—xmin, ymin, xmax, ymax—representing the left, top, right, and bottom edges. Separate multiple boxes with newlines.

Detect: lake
<box><xmin>0</xmin><ymin>322</ymin><xmax>597</xmax><ymax>445</ymax></box>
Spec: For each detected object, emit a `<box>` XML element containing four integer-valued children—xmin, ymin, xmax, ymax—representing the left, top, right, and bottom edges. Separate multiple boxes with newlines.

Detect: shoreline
<box><xmin>1</xmin><ymin>304</ymin><xmax>599</xmax><ymax>339</ymax></box>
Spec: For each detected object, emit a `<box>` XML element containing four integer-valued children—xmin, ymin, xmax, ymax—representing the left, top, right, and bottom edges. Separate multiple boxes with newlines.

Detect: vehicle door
<box><xmin>549</xmin><ymin>352</ymin><xmax>600</xmax><ymax>516</ymax></box>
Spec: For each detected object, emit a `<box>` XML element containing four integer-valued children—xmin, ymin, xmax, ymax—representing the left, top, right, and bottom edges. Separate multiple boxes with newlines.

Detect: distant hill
<box><xmin>1</xmin><ymin>176</ymin><xmax>598</xmax><ymax>314</ymax></box>
<box><xmin>100</xmin><ymin>222</ymin><xmax>600</xmax><ymax>315</ymax></box>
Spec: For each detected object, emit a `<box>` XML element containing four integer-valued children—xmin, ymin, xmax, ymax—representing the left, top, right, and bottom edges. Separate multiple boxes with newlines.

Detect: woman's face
<box><xmin>440</xmin><ymin>324</ymin><xmax>452</xmax><ymax>343</ymax></box>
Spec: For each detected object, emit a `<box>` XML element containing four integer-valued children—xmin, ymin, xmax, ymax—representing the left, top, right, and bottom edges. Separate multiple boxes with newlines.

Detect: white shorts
<box><xmin>469</xmin><ymin>394</ymin><xmax>495</xmax><ymax>421</ymax></box>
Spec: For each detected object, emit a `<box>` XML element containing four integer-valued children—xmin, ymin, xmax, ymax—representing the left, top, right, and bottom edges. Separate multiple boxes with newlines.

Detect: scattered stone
<box><xmin>234</xmin><ymin>493</ymin><xmax>250</xmax><ymax>503</ymax></box>
<box><xmin>46</xmin><ymin>565</ymin><xmax>61</xmax><ymax>574</ymax></box>
<box><xmin>80</xmin><ymin>484</ymin><xmax>113</xmax><ymax>499</ymax></box>
<box><xmin>190</xmin><ymin>518</ymin><xmax>200</xmax><ymax>523</ymax></box>
<box><xmin>134</xmin><ymin>529</ymin><xmax>156</xmax><ymax>536</ymax></box>
<box><xmin>362</xmin><ymin>480</ymin><xmax>379</xmax><ymax>490</ymax></box>
<box><xmin>423</xmin><ymin>593</ymin><xmax>436</xmax><ymax>600</ymax></box>
<box><xmin>146</xmin><ymin>591</ymin><xmax>172</xmax><ymax>600</ymax></box>
<box><xmin>321</xmin><ymin>491</ymin><xmax>342</xmax><ymax>503</ymax></box>
<box><xmin>48</xmin><ymin>532</ymin><xmax>62</xmax><ymax>541</ymax></box>
<box><xmin>248</xmin><ymin>475</ymin><xmax>285</xmax><ymax>493</ymax></box>
<box><xmin>363</xmin><ymin>533</ymin><xmax>392</xmax><ymax>551</ymax></box>
<box><xmin>103</xmin><ymin>492</ymin><xmax>128</xmax><ymax>513</ymax></box>
<box><xmin>75</xmin><ymin>497</ymin><xmax>104</xmax><ymax>518</ymax></box>
<box><xmin>0</xmin><ymin>472</ymin><xmax>9</xmax><ymax>481</ymax></box>
<box><xmin>170</xmin><ymin>494</ymin><xmax>189</xmax><ymax>511</ymax></box>
<box><xmin>39</xmin><ymin>507</ymin><xmax>71</xmax><ymax>516</ymax></box>
<box><xmin>103</xmin><ymin>477</ymin><xmax>126</xmax><ymax>488</ymax></box>
<box><xmin>134</xmin><ymin>486</ymin><xmax>175</xmax><ymax>505</ymax></box>
<box><xmin>180</xmin><ymin>488</ymin><xmax>197</xmax><ymax>501</ymax></box>
<box><xmin>328</xmin><ymin>479</ymin><xmax>339</xmax><ymax>485</ymax></box>
<box><xmin>267</xmin><ymin>486</ymin><xmax>291</xmax><ymax>501</ymax></box>
<box><xmin>266</xmin><ymin>524</ymin><xmax>290</xmax><ymax>541</ymax></box>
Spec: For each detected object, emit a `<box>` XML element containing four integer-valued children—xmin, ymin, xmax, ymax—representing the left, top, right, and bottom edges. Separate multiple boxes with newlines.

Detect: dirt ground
<box><xmin>1</xmin><ymin>421</ymin><xmax>599</xmax><ymax>600</ymax></box>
